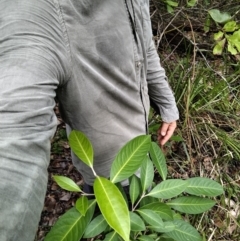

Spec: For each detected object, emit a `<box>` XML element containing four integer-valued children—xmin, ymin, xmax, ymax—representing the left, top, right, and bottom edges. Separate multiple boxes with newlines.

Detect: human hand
<box><xmin>157</xmin><ymin>121</ymin><xmax>177</xmax><ymax>146</ymax></box>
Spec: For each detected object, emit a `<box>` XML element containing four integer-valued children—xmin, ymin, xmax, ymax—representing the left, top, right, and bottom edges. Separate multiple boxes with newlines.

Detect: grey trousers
<box><xmin>0</xmin><ymin>1</ymin><xmax>63</xmax><ymax>240</ymax></box>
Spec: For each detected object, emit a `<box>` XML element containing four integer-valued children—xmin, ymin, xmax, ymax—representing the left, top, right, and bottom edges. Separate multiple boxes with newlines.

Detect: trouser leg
<box><xmin>0</xmin><ymin>1</ymin><xmax>70</xmax><ymax>240</ymax></box>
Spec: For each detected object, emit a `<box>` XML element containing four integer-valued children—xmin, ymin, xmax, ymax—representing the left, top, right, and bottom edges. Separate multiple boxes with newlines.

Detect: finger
<box><xmin>159</xmin><ymin>122</ymin><xmax>169</xmax><ymax>136</ymax></box>
<box><xmin>159</xmin><ymin>122</ymin><xmax>176</xmax><ymax>146</ymax></box>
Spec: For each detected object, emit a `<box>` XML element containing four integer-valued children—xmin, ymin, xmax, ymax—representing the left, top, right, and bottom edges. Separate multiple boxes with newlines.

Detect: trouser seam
<box><xmin>53</xmin><ymin>0</ymin><xmax>73</xmax><ymax>84</ymax></box>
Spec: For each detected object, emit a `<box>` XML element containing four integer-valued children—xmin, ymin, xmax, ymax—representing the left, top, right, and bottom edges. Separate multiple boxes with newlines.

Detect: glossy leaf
<box><xmin>149</xmin><ymin>221</ymin><xmax>175</xmax><ymax>233</ymax></box>
<box><xmin>53</xmin><ymin>175</ymin><xmax>81</xmax><ymax>192</ymax></box>
<box><xmin>166</xmin><ymin>5</ymin><xmax>174</xmax><ymax>14</ymax></box>
<box><xmin>214</xmin><ymin>31</ymin><xmax>224</xmax><ymax>41</ymax></box>
<box><xmin>149</xmin><ymin>142</ymin><xmax>167</xmax><ymax>181</ymax></box>
<box><xmin>166</xmin><ymin>0</ymin><xmax>178</xmax><ymax>7</ymax></box>
<box><xmin>75</xmin><ymin>196</ymin><xmax>88</xmax><ymax>216</ymax></box>
<box><xmin>137</xmin><ymin>209</ymin><xmax>164</xmax><ymax>227</ymax></box>
<box><xmin>129</xmin><ymin>175</ymin><xmax>141</xmax><ymax>205</ymax></box>
<box><xmin>110</xmin><ymin>135</ymin><xmax>151</xmax><ymax>183</ymax></box>
<box><xmin>138</xmin><ymin>235</ymin><xmax>155</xmax><ymax>241</ymax></box>
<box><xmin>148</xmin><ymin>180</ymin><xmax>188</xmax><ymax>199</ymax></box>
<box><xmin>204</xmin><ymin>14</ymin><xmax>211</xmax><ymax>33</ymax></box>
<box><xmin>158</xmin><ymin>234</ymin><xmax>175</xmax><ymax>241</ymax></box>
<box><xmin>168</xmin><ymin>196</ymin><xmax>216</xmax><ymax>214</ymax></box>
<box><xmin>83</xmin><ymin>214</ymin><xmax>108</xmax><ymax>238</ymax></box>
<box><xmin>103</xmin><ymin>231</ymin><xmax>120</xmax><ymax>241</ymax></box>
<box><xmin>223</xmin><ymin>21</ymin><xmax>237</xmax><ymax>32</ymax></box>
<box><xmin>185</xmin><ymin>177</ymin><xmax>224</xmax><ymax>197</ymax></box>
<box><xmin>140</xmin><ymin>196</ymin><xmax>159</xmax><ymax>207</ymax></box>
<box><xmin>208</xmin><ymin>9</ymin><xmax>231</xmax><ymax>23</ymax></box>
<box><xmin>228</xmin><ymin>42</ymin><xmax>238</xmax><ymax>55</ymax></box>
<box><xmin>165</xmin><ymin>220</ymin><xmax>202</xmax><ymax>241</ymax></box>
<box><xmin>140</xmin><ymin>156</ymin><xmax>154</xmax><ymax>192</ymax></box>
<box><xmin>213</xmin><ymin>39</ymin><xmax>225</xmax><ymax>55</ymax></box>
<box><xmin>129</xmin><ymin>212</ymin><xmax>146</xmax><ymax>231</ymax></box>
<box><xmin>94</xmin><ymin>177</ymin><xmax>130</xmax><ymax>241</ymax></box>
<box><xmin>69</xmin><ymin>130</ymin><xmax>93</xmax><ymax>168</ymax></box>
<box><xmin>187</xmin><ymin>0</ymin><xmax>197</xmax><ymax>7</ymax></box>
<box><xmin>45</xmin><ymin>201</ymin><xmax>96</xmax><ymax>241</ymax></box>
<box><xmin>140</xmin><ymin>202</ymin><xmax>173</xmax><ymax>221</ymax></box>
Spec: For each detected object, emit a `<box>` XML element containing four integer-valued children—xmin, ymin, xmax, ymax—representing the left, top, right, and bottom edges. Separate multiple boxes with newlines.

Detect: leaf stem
<box><xmin>132</xmin><ymin>193</ymin><xmax>146</xmax><ymax>211</ymax></box>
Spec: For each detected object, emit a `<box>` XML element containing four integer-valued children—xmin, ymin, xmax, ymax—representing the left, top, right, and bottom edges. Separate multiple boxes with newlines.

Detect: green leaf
<box><xmin>227</xmin><ymin>31</ymin><xmax>240</xmax><ymax>52</ymax></box>
<box><xmin>149</xmin><ymin>142</ymin><xmax>167</xmax><ymax>181</ymax></box>
<box><xmin>228</xmin><ymin>42</ymin><xmax>238</xmax><ymax>55</ymax></box>
<box><xmin>170</xmin><ymin>135</ymin><xmax>183</xmax><ymax>142</ymax></box>
<box><xmin>110</xmin><ymin>135</ymin><xmax>151</xmax><ymax>183</ymax></box>
<box><xmin>165</xmin><ymin>0</ymin><xmax>178</xmax><ymax>7</ymax></box>
<box><xmin>44</xmin><ymin>201</ymin><xmax>96</xmax><ymax>241</ymax></box>
<box><xmin>159</xmin><ymin>234</ymin><xmax>176</xmax><ymax>241</ymax></box>
<box><xmin>103</xmin><ymin>231</ymin><xmax>120</xmax><ymax>241</ymax></box>
<box><xmin>137</xmin><ymin>209</ymin><xmax>164</xmax><ymax>227</ymax></box>
<box><xmin>204</xmin><ymin>14</ymin><xmax>211</xmax><ymax>33</ymax></box>
<box><xmin>148</xmin><ymin>123</ymin><xmax>160</xmax><ymax>134</ymax></box>
<box><xmin>130</xmin><ymin>212</ymin><xmax>146</xmax><ymax>231</ymax></box>
<box><xmin>213</xmin><ymin>39</ymin><xmax>226</xmax><ymax>55</ymax></box>
<box><xmin>172</xmin><ymin>212</ymin><xmax>182</xmax><ymax>220</ymax></box>
<box><xmin>148</xmin><ymin>180</ymin><xmax>188</xmax><ymax>199</ymax></box>
<box><xmin>140</xmin><ymin>202</ymin><xmax>173</xmax><ymax>221</ymax></box>
<box><xmin>75</xmin><ymin>196</ymin><xmax>88</xmax><ymax>216</ymax></box>
<box><xmin>214</xmin><ymin>31</ymin><xmax>224</xmax><ymax>41</ymax></box>
<box><xmin>185</xmin><ymin>177</ymin><xmax>224</xmax><ymax>197</ymax></box>
<box><xmin>208</xmin><ymin>9</ymin><xmax>231</xmax><ymax>23</ymax></box>
<box><xmin>138</xmin><ymin>235</ymin><xmax>155</xmax><ymax>241</ymax></box>
<box><xmin>129</xmin><ymin>175</ymin><xmax>141</xmax><ymax>205</ymax></box>
<box><xmin>187</xmin><ymin>0</ymin><xmax>197</xmax><ymax>7</ymax></box>
<box><xmin>149</xmin><ymin>221</ymin><xmax>175</xmax><ymax>233</ymax></box>
<box><xmin>68</xmin><ymin>130</ymin><xmax>94</xmax><ymax>168</ymax></box>
<box><xmin>234</xmin><ymin>41</ymin><xmax>240</xmax><ymax>52</ymax></box>
<box><xmin>165</xmin><ymin>220</ymin><xmax>202</xmax><ymax>241</ymax></box>
<box><xmin>140</xmin><ymin>196</ymin><xmax>159</xmax><ymax>207</ymax></box>
<box><xmin>223</xmin><ymin>21</ymin><xmax>237</xmax><ymax>32</ymax></box>
<box><xmin>83</xmin><ymin>214</ymin><xmax>108</xmax><ymax>238</ymax></box>
<box><xmin>166</xmin><ymin>5</ymin><xmax>174</xmax><ymax>14</ymax></box>
<box><xmin>140</xmin><ymin>156</ymin><xmax>154</xmax><ymax>192</ymax></box>
<box><xmin>53</xmin><ymin>175</ymin><xmax>81</xmax><ymax>192</ymax></box>
<box><xmin>168</xmin><ymin>196</ymin><xmax>216</xmax><ymax>214</ymax></box>
<box><xmin>233</xmin><ymin>29</ymin><xmax>240</xmax><ymax>38</ymax></box>
<box><xmin>94</xmin><ymin>177</ymin><xmax>130</xmax><ymax>241</ymax></box>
